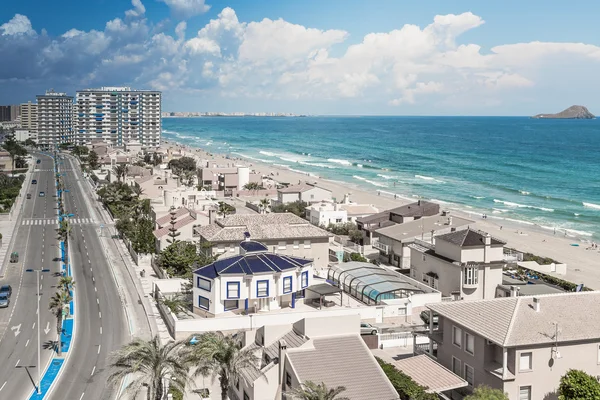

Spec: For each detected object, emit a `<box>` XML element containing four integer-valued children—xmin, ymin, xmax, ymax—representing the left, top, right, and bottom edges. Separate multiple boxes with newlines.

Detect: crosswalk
<box><xmin>21</xmin><ymin>217</ymin><xmax>95</xmax><ymax>226</ymax></box>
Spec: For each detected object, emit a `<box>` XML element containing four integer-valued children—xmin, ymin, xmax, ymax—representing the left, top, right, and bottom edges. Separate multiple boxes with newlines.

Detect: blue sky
<box><xmin>1</xmin><ymin>0</ymin><xmax>600</xmax><ymax>115</ymax></box>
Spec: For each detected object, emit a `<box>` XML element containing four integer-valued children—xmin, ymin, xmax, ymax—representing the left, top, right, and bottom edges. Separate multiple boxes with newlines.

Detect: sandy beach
<box><xmin>164</xmin><ymin>140</ymin><xmax>600</xmax><ymax>290</ymax></box>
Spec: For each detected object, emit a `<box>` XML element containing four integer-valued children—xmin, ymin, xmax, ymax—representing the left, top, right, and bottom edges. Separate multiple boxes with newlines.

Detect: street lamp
<box><xmin>25</xmin><ymin>268</ymin><xmax>50</xmax><ymax>394</ymax></box>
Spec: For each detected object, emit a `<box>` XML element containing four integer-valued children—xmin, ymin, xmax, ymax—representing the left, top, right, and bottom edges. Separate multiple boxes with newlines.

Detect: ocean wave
<box><xmin>279</xmin><ymin>156</ymin><xmax>300</xmax><ymax>163</ymax></box>
<box><xmin>492</xmin><ymin>208</ymin><xmax>509</xmax><ymax>213</ymax></box>
<box><xmin>328</xmin><ymin>158</ymin><xmax>352</xmax><ymax>166</ymax></box>
<box><xmin>415</xmin><ymin>174</ymin><xmax>445</xmax><ymax>183</ymax></box>
<box><xmin>298</xmin><ymin>161</ymin><xmax>337</xmax><ymax>169</ymax></box>
<box><xmin>288</xmin><ymin>167</ymin><xmax>317</xmax><ymax>177</ymax></box>
<box><xmin>377</xmin><ymin>174</ymin><xmax>399</xmax><ymax>180</ymax></box>
<box><xmin>430</xmin><ymin>198</ymin><xmax>450</xmax><ymax>205</ymax></box>
<box><xmin>259</xmin><ymin>150</ymin><xmax>278</xmax><ymax>157</ymax></box>
<box><xmin>493</xmin><ymin>199</ymin><xmax>554</xmax><ymax>212</ymax></box>
<box><xmin>574</xmin><ymin>213</ymin><xmax>580</xmax><ymax>216</ymax></box>
<box><xmin>583</xmin><ymin>202</ymin><xmax>600</xmax><ymax>210</ymax></box>
<box><xmin>231</xmin><ymin>152</ymin><xmax>273</xmax><ymax>163</ymax></box>
<box><xmin>470</xmin><ymin>195</ymin><xmax>485</xmax><ymax>199</ymax></box>
<box><xmin>162</xmin><ymin>129</ymin><xmax>179</xmax><ymax>135</ymax></box>
<box><xmin>352</xmin><ymin>175</ymin><xmax>387</xmax><ymax>188</ymax></box>
<box><xmin>356</xmin><ymin>164</ymin><xmax>363</xmax><ymax>168</ymax></box>
<box><xmin>519</xmin><ymin>190</ymin><xmax>530</xmax><ymax>195</ymax></box>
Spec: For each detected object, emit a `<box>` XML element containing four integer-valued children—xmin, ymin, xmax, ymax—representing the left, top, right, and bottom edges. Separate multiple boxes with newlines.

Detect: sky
<box><xmin>1</xmin><ymin>0</ymin><xmax>600</xmax><ymax>115</ymax></box>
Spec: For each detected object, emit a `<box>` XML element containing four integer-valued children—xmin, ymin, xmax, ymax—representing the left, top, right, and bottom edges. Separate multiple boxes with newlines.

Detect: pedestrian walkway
<box><xmin>21</xmin><ymin>217</ymin><xmax>95</xmax><ymax>225</ymax></box>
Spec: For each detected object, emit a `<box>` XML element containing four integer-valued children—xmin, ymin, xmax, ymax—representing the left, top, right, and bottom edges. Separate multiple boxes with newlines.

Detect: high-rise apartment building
<box><xmin>0</xmin><ymin>106</ymin><xmax>11</xmax><ymax>122</ymax></box>
<box><xmin>20</xmin><ymin>101</ymin><xmax>38</xmax><ymax>134</ymax></box>
<box><xmin>10</xmin><ymin>105</ymin><xmax>20</xmax><ymax>121</ymax></box>
<box><xmin>75</xmin><ymin>87</ymin><xmax>161</xmax><ymax>147</ymax></box>
<box><xmin>36</xmin><ymin>90</ymin><xmax>74</xmax><ymax>148</ymax></box>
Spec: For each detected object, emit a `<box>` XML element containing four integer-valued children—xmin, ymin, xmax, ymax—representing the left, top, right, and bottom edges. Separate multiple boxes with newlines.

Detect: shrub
<box><xmin>376</xmin><ymin>357</ymin><xmax>437</xmax><ymax>400</ymax></box>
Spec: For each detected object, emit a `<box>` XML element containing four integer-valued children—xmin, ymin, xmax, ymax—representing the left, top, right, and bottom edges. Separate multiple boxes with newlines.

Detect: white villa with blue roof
<box><xmin>193</xmin><ymin>238</ymin><xmax>314</xmax><ymax>317</ymax></box>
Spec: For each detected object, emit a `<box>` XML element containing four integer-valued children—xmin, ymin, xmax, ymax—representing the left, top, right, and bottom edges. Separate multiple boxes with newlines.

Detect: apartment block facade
<box><xmin>75</xmin><ymin>87</ymin><xmax>161</xmax><ymax>146</ymax></box>
<box><xmin>36</xmin><ymin>91</ymin><xmax>74</xmax><ymax>148</ymax></box>
<box><xmin>20</xmin><ymin>101</ymin><xmax>38</xmax><ymax>134</ymax></box>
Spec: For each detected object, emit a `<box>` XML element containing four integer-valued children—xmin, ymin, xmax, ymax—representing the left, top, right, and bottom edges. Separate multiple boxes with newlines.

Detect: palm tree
<box><xmin>184</xmin><ymin>331</ymin><xmax>261</xmax><ymax>400</ymax></box>
<box><xmin>160</xmin><ymin>293</ymin><xmax>189</xmax><ymax>316</ymax></box>
<box><xmin>131</xmin><ymin>182</ymin><xmax>144</xmax><ymax>198</ymax></box>
<box><xmin>259</xmin><ymin>198</ymin><xmax>270</xmax><ymax>214</ymax></box>
<box><xmin>217</xmin><ymin>201</ymin><xmax>234</xmax><ymax>218</ymax></box>
<box><xmin>108</xmin><ymin>335</ymin><xmax>191</xmax><ymax>400</ymax></box>
<box><xmin>113</xmin><ymin>164</ymin><xmax>129</xmax><ymax>183</ymax></box>
<box><xmin>284</xmin><ymin>381</ymin><xmax>349</xmax><ymax>400</ymax></box>
<box><xmin>49</xmin><ymin>289</ymin><xmax>72</xmax><ymax>356</ymax></box>
<box><xmin>58</xmin><ymin>276</ymin><xmax>75</xmax><ymax>292</ymax></box>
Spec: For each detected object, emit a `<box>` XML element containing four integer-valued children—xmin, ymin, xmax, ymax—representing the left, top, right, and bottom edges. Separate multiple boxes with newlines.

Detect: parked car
<box><xmin>0</xmin><ymin>294</ymin><xmax>9</xmax><ymax>308</ymax></box>
<box><xmin>420</xmin><ymin>310</ymin><xmax>439</xmax><ymax>326</ymax></box>
<box><xmin>39</xmin><ymin>192</ymin><xmax>45</xmax><ymax>197</ymax></box>
<box><xmin>32</xmin><ymin>179</ymin><xmax>37</xmax><ymax>184</ymax></box>
<box><xmin>0</xmin><ymin>285</ymin><xmax>12</xmax><ymax>297</ymax></box>
<box><xmin>26</xmin><ymin>194</ymin><xmax>31</xmax><ymax>199</ymax></box>
<box><xmin>360</xmin><ymin>322</ymin><xmax>379</xmax><ymax>335</ymax></box>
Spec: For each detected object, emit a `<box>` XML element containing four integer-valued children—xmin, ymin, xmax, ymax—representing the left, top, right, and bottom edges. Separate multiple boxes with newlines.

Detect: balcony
<box><xmin>429</xmin><ymin>330</ymin><xmax>444</xmax><ymax>344</ymax></box>
<box><xmin>484</xmin><ymin>360</ymin><xmax>515</xmax><ymax>381</ymax></box>
<box><xmin>372</xmin><ymin>239</ymin><xmax>389</xmax><ymax>255</ymax></box>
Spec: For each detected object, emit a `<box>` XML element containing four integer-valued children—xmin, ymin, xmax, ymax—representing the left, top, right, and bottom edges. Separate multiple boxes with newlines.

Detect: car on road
<box><xmin>420</xmin><ymin>310</ymin><xmax>439</xmax><ymax>326</ymax></box>
<box><xmin>36</xmin><ymin>159</ymin><xmax>41</xmax><ymax>164</ymax></box>
<box><xmin>26</xmin><ymin>193</ymin><xmax>31</xmax><ymax>199</ymax></box>
<box><xmin>0</xmin><ymin>294</ymin><xmax>9</xmax><ymax>308</ymax></box>
<box><xmin>9</xmin><ymin>252</ymin><xmax>18</xmax><ymax>263</ymax></box>
<box><xmin>39</xmin><ymin>191</ymin><xmax>45</xmax><ymax>197</ymax></box>
<box><xmin>0</xmin><ymin>285</ymin><xmax>12</xmax><ymax>297</ymax></box>
<box><xmin>32</xmin><ymin>179</ymin><xmax>37</xmax><ymax>184</ymax></box>
<box><xmin>360</xmin><ymin>322</ymin><xmax>379</xmax><ymax>335</ymax></box>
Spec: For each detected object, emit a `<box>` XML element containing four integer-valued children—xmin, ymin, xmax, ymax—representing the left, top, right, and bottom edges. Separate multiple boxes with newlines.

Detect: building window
<box><xmin>301</xmin><ymin>271</ymin><xmax>309</xmax><ymax>288</ymax></box>
<box><xmin>452</xmin><ymin>357</ymin><xmax>461</xmax><ymax>376</ymax></box>
<box><xmin>224</xmin><ymin>300</ymin><xmax>238</xmax><ymax>311</ymax></box>
<box><xmin>243</xmin><ymin>391</ymin><xmax>250</xmax><ymax>400</ymax></box>
<box><xmin>453</xmin><ymin>326</ymin><xmax>462</xmax><ymax>348</ymax></box>
<box><xmin>465</xmin><ymin>332</ymin><xmax>475</xmax><ymax>355</ymax></box>
<box><xmin>278</xmin><ymin>241</ymin><xmax>287</xmax><ymax>250</ymax></box>
<box><xmin>411</xmin><ymin>268</ymin><xmax>416</xmax><ymax>278</ymax></box>
<box><xmin>422</xmin><ymin>254</ymin><xmax>426</xmax><ymax>261</ymax></box>
<box><xmin>303</xmin><ymin>240</ymin><xmax>311</xmax><ymax>249</ymax></box>
<box><xmin>283</xmin><ymin>276</ymin><xmax>292</xmax><ymax>294</ymax></box>
<box><xmin>464</xmin><ymin>364</ymin><xmax>474</xmax><ymax>387</ymax></box>
<box><xmin>519</xmin><ymin>386</ymin><xmax>531</xmax><ymax>400</ymax></box>
<box><xmin>257</xmin><ymin>280</ymin><xmax>269</xmax><ymax>297</ymax></box>
<box><xmin>335</xmin><ymin>218</ymin><xmax>342</xmax><ymax>223</ymax></box>
<box><xmin>293</xmin><ymin>241</ymin><xmax>300</xmax><ymax>249</ymax></box>
<box><xmin>198</xmin><ymin>296</ymin><xmax>209</xmax><ymax>310</ymax></box>
<box><xmin>227</xmin><ymin>282</ymin><xmax>240</xmax><ymax>299</ymax></box>
<box><xmin>197</xmin><ymin>277</ymin><xmax>211</xmax><ymax>292</ymax></box>
<box><xmin>519</xmin><ymin>352</ymin><xmax>532</xmax><ymax>371</ymax></box>
<box><xmin>464</xmin><ymin>266</ymin><xmax>478</xmax><ymax>285</ymax></box>
<box><xmin>286</xmin><ymin>372</ymin><xmax>292</xmax><ymax>387</ymax></box>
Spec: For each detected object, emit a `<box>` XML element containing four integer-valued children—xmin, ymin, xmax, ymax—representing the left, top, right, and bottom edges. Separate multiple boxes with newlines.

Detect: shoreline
<box><xmin>162</xmin><ymin>139</ymin><xmax>600</xmax><ymax>289</ymax></box>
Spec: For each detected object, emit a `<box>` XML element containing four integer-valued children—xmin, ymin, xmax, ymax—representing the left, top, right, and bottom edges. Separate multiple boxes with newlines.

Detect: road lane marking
<box><xmin>96</xmin><ymin>298</ymin><xmax>99</xmax><ymax>305</ymax></box>
<box><xmin>25</xmin><ymin>339</ymin><xmax>29</xmax><ymax>347</ymax></box>
<box><xmin>32</xmin><ymin>323</ymin><xmax>35</xmax><ymax>329</ymax></box>
<box><xmin>15</xmin><ymin>359</ymin><xmax>20</xmax><ymax>367</ymax></box>
<box><xmin>100</xmin><ymin>327</ymin><xmax>102</xmax><ymax>335</ymax></box>
<box><xmin>79</xmin><ymin>393</ymin><xmax>84</xmax><ymax>400</ymax></box>
<box><xmin>94</xmin><ymin>287</ymin><xmax>97</xmax><ymax>292</ymax></box>
<box><xmin>0</xmin><ymin>381</ymin><xmax>6</xmax><ymax>391</ymax></box>
<box><xmin>99</xmin><ymin>311</ymin><xmax>101</xmax><ymax>319</ymax></box>
<box><xmin>97</xmin><ymin>345</ymin><xmax>101</xmax><ymax>354</ymax></box>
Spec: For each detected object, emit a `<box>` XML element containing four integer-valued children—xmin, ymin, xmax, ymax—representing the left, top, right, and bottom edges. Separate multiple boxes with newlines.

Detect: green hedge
<box><xmin>376</xmin><ymin>357</ymin><xmax>437</xmax><ymax>400</ymax></box>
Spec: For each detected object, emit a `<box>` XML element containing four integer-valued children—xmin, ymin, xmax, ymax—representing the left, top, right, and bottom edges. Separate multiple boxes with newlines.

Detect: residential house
<box><xmin>496</xmin><ymin>274</ymin><xmax>564</xmax><ymax>298</ymax></box>
<box><xmin>409</xmin><ymin>228</ymin><xmax>509</xmax><ymax>300</ymax></box>
<box><xmin>357</xmin><ymin>200</ymin><xmax>440</xmax><ymax>245</ymax></box>
<box><xmin>424</xmin><ymin>292</ymin><xmax>600</xmax><ymax>400</ymax></box>
<box><xmin>233</xmin><ymin>314</ymin><xmax>400</xmax><ymax>400</ymax></box>
<box><xmin>160</xmin><ymin>187</ymin><xmax>218</xmax><ymax>210</ymax></box>
<box><xmin>153</xmin><ymin>207</ymin><xmax>201</xmax><ymax>252</ymax></box>
<box><xmin>198</xmin><ymin>165</ymin><xmax>262</xmax><ymax>194</ymax></box>
<box><xmin>274</xmin><ymin>183</ymin><xmax>332</xmax><ymax>206</ymax></box>
<box><xmin>306</xmin><ymin>194</ymin><xmax>379</xmax><ymax>227</ymax></box>
<box><xmin>192</xmin><ymin>239</ymin><xmax>314</xmax><ymax>317</ymax></box>
<box><xmin>195</xmin><ymin>213</ymin><xmax>331</xmax><ymax>269</ymax></box>
<box><xmin>373</xmin><ymin>214</ymin><xmax>472</xmax><ymax>268</ymax></box>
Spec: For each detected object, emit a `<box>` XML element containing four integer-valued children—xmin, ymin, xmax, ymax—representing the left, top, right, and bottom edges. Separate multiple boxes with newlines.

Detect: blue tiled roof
<box><xmin>193</xmin><ymin>241</ymin><xmax>312</xmax><ymax>279</ymax></box>
<box><xmin>240</xmin><ymin>241</ymin><xmax>268</xmax><ymax>253</ymax></box>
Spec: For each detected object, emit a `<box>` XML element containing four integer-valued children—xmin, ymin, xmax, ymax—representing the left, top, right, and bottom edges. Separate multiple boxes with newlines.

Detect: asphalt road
<box><xmin>49</xmin><ymin>154</ymin><xmax>128</xmax><ymax>400</ymax></box>
<box><xmin>0</xmin><ymin>154</ymin><xmax>63</xmax><ymax>398</ymax></box>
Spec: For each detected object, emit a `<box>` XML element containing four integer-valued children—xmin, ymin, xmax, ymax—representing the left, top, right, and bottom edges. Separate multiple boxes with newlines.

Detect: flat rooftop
<box><xmin>376</xmin><ymin>214</ymin><xmax>473</xmax><ymax>242</ymax></box>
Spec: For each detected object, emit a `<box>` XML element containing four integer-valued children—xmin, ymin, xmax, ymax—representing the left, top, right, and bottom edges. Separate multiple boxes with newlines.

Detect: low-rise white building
<box><xmin>274</xmin><ymin>183</ymin><xmax>332</xmax><ymax>206</ymax></box>
<box><xmin>306</xmin><ymin>194</ymin><xmax>379</xmax><ymax>227</ymax></box>
<box><xmin>192</xmin><ymin>240</ymin><xmax>314</xmax><ymax>317</ymax></box>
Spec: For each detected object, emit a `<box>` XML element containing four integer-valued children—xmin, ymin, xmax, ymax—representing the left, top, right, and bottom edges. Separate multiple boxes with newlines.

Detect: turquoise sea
<box><xmin>162</xmin><ymin>116</ymin><xmax>600</xmax><ymax>240</ymax></box>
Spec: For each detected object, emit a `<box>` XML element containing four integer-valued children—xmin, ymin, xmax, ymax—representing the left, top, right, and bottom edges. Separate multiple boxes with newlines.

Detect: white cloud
<box><xmin>160</xmin><ymin>0</ymin><xmax>210</xmax><ymax>18</ymax></box>
<box><xmin>1</xmin><ymin>14</ymin><xmax>35</xmax><ymax>36</ymax></box>
<box><xmin>1</xmin><ymin>8</ymin><xmax>600</xmax><ymax>114</ymax></box>
<box><xmin>125</xmin><ymin>0</ymin><xmax>146</xmax><ymax>18</ymax></box>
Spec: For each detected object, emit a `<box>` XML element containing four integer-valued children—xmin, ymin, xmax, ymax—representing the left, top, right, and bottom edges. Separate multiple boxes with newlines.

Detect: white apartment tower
<box><xmin>36</xmin><ymin>90</ymin><xmax>74</xmax><ymax>148</ymax></box>
<box><xmin>75</xmin><ymin>87</ymin><xmax>161</xmax><ymax>146</ymax></box>
<box><xmin>20</xmin><ymin>101</ymin><xmax>38</xmax><ymax>134</ymax></box>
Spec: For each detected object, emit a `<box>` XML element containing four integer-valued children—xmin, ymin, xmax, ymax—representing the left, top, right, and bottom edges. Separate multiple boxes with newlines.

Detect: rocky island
<box><xmin>532</xmin><ymin>105</ymin><xmax>595</xmax><ymax>119</ymax></box>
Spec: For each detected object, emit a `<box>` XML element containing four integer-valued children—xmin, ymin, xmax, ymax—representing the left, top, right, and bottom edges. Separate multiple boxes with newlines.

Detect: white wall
<box><xmin>300</xmin><ymin>187</ymin><xmax>332</xmax><ymax>203</ymax></box>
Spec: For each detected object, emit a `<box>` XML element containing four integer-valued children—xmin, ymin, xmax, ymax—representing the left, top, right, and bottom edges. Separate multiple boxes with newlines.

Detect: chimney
<box><xmin>484</xmin><ymin>233</ymin><xmax>491</xmax><ymax>263</ymax></box>
<box><xmin>343</xmin><ymin>193</ymin><xmax>350</xmax><ymax>204</ymax></box>
<box><xmin>208</xmin><ymin>209</ymin><xmax>216</xmax><ymax>224</ymax></box>
<box><xmin>533</xmin><ymin>297</ymin><xmax>540</xmax><ymax>312</ymax></box>
<box><xmin>278</xmin><ymin>339</ymin><xmax>288</xmax><ymax>385</ymax></box>
<box><xmin>510</xmin><ymin>286</ymin><xmax>519</xmax><ymax>298</ymax></box>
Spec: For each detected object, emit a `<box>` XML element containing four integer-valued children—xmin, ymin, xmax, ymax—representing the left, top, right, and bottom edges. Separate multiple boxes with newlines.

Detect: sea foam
<box><xmin>583</xmin><ymin>202</ymin><xmax>600</xmax><ymax>210</ymax></box>
<box><xmin>493</xmin><ymin>199</ymin><xmax>554</xmax><ymax>212</ymax></box>
<box><xmin>328</xmin><ymin>158</ymin><xmax>352</xmax><ymax>166</ymax></box>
